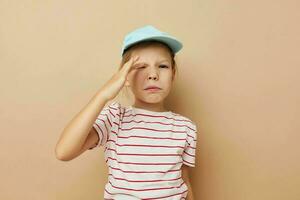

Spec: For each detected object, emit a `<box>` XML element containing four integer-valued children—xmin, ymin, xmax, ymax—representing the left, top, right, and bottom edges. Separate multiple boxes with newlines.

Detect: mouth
<box><xmin>144</xmin><ymin>86</ymin><xmax>162</xmax><ymax>92</ymax></box>
<box><xmin>144</xmin><ymin>85</ymin><xmax>161</xmax><ymax>89</ymax></box>
<box><xmin>145</xmin><ymin>88</ymin><xmax>161</xmax><ymax>92</ymax></box>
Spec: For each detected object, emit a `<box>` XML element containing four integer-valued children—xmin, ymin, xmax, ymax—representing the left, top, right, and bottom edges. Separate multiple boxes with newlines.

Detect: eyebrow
<box><xmin>158</xmin><ymin>59</ymin><xmax>170</xmax><ymax>63</ymax></box>
<box><xmin>135</xmin><ymin>60</ymin><xmax>171</xmax><ymax>65</ymax></box>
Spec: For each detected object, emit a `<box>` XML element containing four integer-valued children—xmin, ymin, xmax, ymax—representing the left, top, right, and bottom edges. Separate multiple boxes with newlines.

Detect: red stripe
<box><xmin>93</xmin><ymin>123</ymin><xmax>104</xmax><ymax>142</ymax></box>
<box><xmin>99</xmin><ymin>118</ymin><xmax>109</xmax><ymax>133</ymax></box>
<box><xmin>183</xmin><ymin>151</ymin><xmax>195</xmax><ymax>157</ymax></box>
<box><xmin>119</xmin><ymin>125</ymin><xmax>197</xmax><ymax>141</ymax></box>
<box><xmin>104</xmin><ymin>188</ymin><xmax>187</xmax><ymax>199</ymax></box>
<box><xmin>108</xmin><ymin>180</ymin><xmax>185</xmax><ymax>191</ymax></box>
<box><xmin>118</xmin><ymin>134</ymin><xmax>186</xmax><ymax>141</ymax></box>
<box><xmin>187</xmin><ymin>134</ymin><xmax>197</xmax><ymax>141</ymax></box>
<box><xmin>123</xmin><ymin>111</ymin><xmax>195</xmax><ymax>125</ymax></box>
<box><xmin>116</xmin><ymin>142</ymin><xmax>185</xmax><ymax>149</ymax></box>
<box><xmin>182</xmin><ymin>159</ymin><xmax>195</xmax><ymax>166</ymax></box>
<box><xmin>98</xmin><ymin>113</ymin><xmax>112</xmax><ymax>127</ymax></box>
<box><xmin>108</xmin><ymin>165</ymin><xmax>181</xmax><ymax>174</ymax></box>
<box><xmin>108</xmin><ymin>109</ymin><xmax>115</xmax><ymax>118</ymax></box>
<box><xmin>107</xmin><ymin>134</ymin><xmax>186</xmax><ymax>145</ymax></box>
<box><xmin>107</xmin><ymin>157</ymin><xmax>182</xmax><ymax>165</ymax></box>
<box><xmin>105</xmin><ymin>139</ymin><xmax>185</xmax><ymax>149</ymax></box>
<box><xmin>108</xmin><ymin>173</ymin><xmax>182</xmax><ymax>183</ymax></box>
<box><xmin>121</xmin><ymin>126</ymin><xmax>186</xmax><ymax>133</ymax></box>
<box><xmin>113</xmin><ymin>121</ymin><xmax>119</xmax><ymax>126</ymax></box>
<box><xmin>188</xmin><ymin>143</ymin><xmax>196</xmax><ymax>149</ymax></box>
<box><xmin>106</xmin><ymin>147</ymin><xmax>182</xmax><ymax>156</ymax></box>
<box><xmin>122</xmin><ymin>119</ymin><xmax>196</xmax><ymax>132</ymax></box>
<box><xmin>186</xmin><ymin>136</ymin><xmax>197</xmax><ymax>145</ymax></box>
<box><xmin>144</xmin><ymin>190</ymin><xmax>188</xmax><ymax>200</ymax></box>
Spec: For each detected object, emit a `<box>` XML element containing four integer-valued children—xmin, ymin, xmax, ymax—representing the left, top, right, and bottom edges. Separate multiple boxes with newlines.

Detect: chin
<box><xmin>133</xmin><ymin>89</ymin><xmax>170</xmax><ymax>104</ymax></box>
<box><xmin>140</xmin><ymin>94</ymin><xmax>167</xmax><ymax>104</ymax></box>
<box><xmin>144</xmin><ymin>99</ymin><xmax>163</xmax><ymax>104</ymax></box>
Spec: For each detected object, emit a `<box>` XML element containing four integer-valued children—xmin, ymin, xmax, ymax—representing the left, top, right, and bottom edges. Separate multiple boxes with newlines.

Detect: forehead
<box><xmin>131</xmin><ymin>44</ymin><xmax>172</xmax><ymax>61</ymax></box>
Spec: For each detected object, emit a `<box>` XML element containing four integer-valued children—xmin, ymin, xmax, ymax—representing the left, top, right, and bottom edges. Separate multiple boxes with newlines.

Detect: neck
<box><xmin>133</xmin><ymin>100</ymin><xmax>167</xmax><ymax>112</ymax></box>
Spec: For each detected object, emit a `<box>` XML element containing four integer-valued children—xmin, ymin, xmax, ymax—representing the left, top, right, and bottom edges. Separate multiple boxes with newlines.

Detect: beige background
<box><xmin>1</xmin><ymin>0</ymin><xmax>299</xmax><ymax>199</ymax></box>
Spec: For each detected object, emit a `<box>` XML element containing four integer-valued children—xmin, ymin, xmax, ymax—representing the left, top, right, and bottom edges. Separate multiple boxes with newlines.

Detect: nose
<box><xmin>147</xmin><ymin>68</ymin><xmax>159</xmax><ymax>80</ymax></box>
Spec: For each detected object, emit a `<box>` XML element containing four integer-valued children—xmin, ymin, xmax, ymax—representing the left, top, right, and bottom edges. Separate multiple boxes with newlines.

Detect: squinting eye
<box><xmin>134</xmin><ymin>65</ymin><xmax>145</xmax><ymax>69</ymax></box>
<box><xmin>159</xmin><ymin>65</ymin><xmax>169</xmax><ymax>68</ymax></box>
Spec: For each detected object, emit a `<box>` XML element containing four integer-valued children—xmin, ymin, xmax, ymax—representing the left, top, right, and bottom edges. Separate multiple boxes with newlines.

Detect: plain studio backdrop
<box><xmin>0</xmin><ymin>0</ymin><xmax>299</xmax><ymax>200</ymax></box>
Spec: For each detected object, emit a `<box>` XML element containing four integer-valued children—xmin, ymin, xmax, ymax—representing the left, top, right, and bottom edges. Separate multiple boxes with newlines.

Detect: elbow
<box><xmin>55</xmin><ymin>143</ymin><xmax>82</xmax><ymax>161</ymax></box>
<box><xmin>55</xmin><ymin>153</ymin><xmax>69</xmax><ymax>162</ymax></box>
<box><xmin>55</xmin><ymin>145</ymin><xmax>72</xmax><ymax>161</ymax></box>
<box><xmin>55</xmin><ymin>149</ymin><xmax>67</xmax><ymax>161</ymax></box>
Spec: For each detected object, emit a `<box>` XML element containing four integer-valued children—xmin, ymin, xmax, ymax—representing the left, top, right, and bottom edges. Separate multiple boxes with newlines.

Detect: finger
<box><xmin>130</xmin><ymin>56</ymin><xmax>140</xmax><ymax>71</ymax></box>
<box><xmin>124</xmin><ymin>56</ymin><xmax>140</xmax><ymax>72</ymax></box>
<box><xmin>130</xmin><ymin>56</ymin><xmax>140</xmax><ymax>70</ymax></box>
<box><xmin>128</xmin><ymin>56</ymin><xmax>139</xmax><ymax>67</ymax></box>
<box><xmin>132</xmin><ymin>55</ymin><xmax>140</xmax><ymax>63</ymax></box>
<box><xmin>119</xmin><ymin>57</ymin><xmax>132</xmax><ymax>73</ymax></box>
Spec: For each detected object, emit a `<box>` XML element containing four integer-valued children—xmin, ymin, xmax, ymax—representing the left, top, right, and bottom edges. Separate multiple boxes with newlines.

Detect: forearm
<box><xmin>55</xmin><ymin>88</ymin><xmax>109</xmax><ymax>160</ymax></box>
<box><xmin>186</xmin><ymin>181</ymin><xmax>195</xmax><ymax>200</ymax></box>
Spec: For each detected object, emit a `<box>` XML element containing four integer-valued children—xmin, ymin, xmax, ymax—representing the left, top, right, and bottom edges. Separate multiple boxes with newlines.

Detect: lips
<box><xmin>144</xmin><ymin>86</ymin><xmax>161</xmax><ymax>90</ymax></box>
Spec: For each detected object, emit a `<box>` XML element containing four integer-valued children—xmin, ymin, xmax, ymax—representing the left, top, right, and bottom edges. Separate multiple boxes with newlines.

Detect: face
<box><xmin>126</xmin><ymin>44</ymin><xmax>175</xmax><ymax>108</ymax></box>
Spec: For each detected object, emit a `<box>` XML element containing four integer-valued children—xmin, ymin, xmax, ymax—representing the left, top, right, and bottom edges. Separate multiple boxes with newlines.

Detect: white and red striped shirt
<box><xmin>91</xmin><ymin>101</ymin><xmax>198</xmax><ymax>200</ymax></box>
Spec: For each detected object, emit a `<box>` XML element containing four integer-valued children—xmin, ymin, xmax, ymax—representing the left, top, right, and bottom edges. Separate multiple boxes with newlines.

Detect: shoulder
<box><xmin>106</xmin><ymin>101</ymin><xmax>121</xmax><ymax>109</ymax></box>
<box><xmin>102</xmin><ymin>101</ymin><xmax>127</xmax><ymax>119</ymax></box>
<box><xmin>172</xmin><ymin>112</ymin><xmax>197</xmax><ymax>138</ymax></box>
<box><xmin>105</xmin><ymin>101</ymin><xmax>126</xmax><ymax>112</ymax></box>
<box><xmin>172</xmin><ymin>112</ymin><xmax>197</xmax><ymax>129</ymax></box>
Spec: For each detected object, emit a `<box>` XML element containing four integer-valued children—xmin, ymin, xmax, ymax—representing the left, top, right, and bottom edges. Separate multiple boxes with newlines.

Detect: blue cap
<box><xmin>121</xmin><ymin>25</ymin><xmax>183</xmax><ymax>56</ymax></box>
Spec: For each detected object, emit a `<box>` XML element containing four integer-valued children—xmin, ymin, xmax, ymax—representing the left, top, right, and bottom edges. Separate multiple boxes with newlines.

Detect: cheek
<box><xmin>130</xmin><ymin>72</ymin><xmax>146</xmax><ymax>88</ymax></box>
<box><xmin>164</xmin><ymin>74</ymin><xmax>174</xmax><ymax>90</ymax></box>
<box><xmin>162</xmin><ymin>71</ymin><xmax>173</xmax><ymax>82</ymax></box>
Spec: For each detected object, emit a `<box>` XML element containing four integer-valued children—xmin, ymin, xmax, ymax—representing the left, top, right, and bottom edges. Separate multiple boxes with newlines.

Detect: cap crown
<box><xmin>121</xmin><ymin>25</ymin><xmax>182</xmax><ymax>56</ymax></box>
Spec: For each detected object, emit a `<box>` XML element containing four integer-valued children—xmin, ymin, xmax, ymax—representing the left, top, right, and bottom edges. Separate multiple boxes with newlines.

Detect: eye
<box><xmin>134</xmin><ymin>65</ymin><xmax>146</xmax><ymax>69</ymax></box>
<box><xmin>159</xmin><ymin>64</ymin><xmax>169</xmax><ymax>68</ymax></box>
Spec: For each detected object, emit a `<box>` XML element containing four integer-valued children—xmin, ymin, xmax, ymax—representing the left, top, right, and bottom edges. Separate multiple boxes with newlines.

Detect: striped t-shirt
<box><xmin>90</xmin><ymin>101</ymin><xmax>198</xmax><ymax>200</ymax></box>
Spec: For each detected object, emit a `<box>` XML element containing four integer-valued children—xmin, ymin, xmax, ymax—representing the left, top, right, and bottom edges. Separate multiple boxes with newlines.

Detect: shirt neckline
<box><xmin>129</xmin><ymin>105</ymin><xmax>172</xmax><ymax>115</ymax></box>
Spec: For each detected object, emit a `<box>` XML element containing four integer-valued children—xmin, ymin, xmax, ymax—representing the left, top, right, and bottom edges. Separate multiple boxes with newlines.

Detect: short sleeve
<box><xmin>182</xmin><ymin>122</ymin><xmax>198</xmax><ymax>167</ymax></box>
<box><xmin>89</xmin><ymin>101</ymin><xmax>121</xmax><ymax>150</ymax></box>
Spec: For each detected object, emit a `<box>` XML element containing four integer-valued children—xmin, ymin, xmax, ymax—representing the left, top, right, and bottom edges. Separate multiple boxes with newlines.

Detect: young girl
<box><xmin>55</xmin><ymin>25</ymin><xmax>197</xmax><ymax>200</ymax></box>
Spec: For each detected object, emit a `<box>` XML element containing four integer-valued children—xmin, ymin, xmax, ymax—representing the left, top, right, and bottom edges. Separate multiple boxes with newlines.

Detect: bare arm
<box><xmin>55</xmin><ymin>56</ymin><xmax>140</xmax><ymax>161</ymax></box>
<box><xmin>55</xmin><ymin>88</ymin><xmax>109</xmax><ymax>161</ymax></box>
